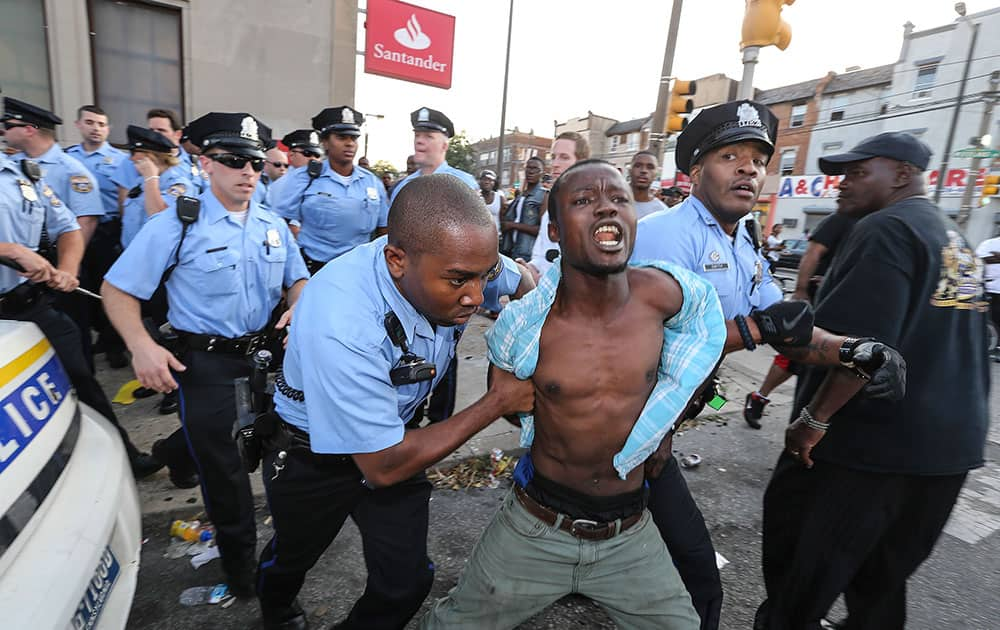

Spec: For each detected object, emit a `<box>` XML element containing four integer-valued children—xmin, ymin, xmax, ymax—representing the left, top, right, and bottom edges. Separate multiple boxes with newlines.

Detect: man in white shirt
<box><xmin>976</xmin><ymin>234</ymin><xmax>1000</xmax><ymax>361</ymax></box>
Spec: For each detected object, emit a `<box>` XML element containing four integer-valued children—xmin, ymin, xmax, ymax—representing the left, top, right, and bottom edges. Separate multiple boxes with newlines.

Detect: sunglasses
<box><xmin>208</xmin><ymin>153</ymin><xmax>265</xmax><ymax>172</ymax></box>
<box><xmin>290</xmin><ymin>148</ymin><xmax>322</xmax><ymax>159</ymax></box>
<box><xmin>268</xmin><ymin>161</ymin><xmax>289</xmax><ymax>169</ymax></box>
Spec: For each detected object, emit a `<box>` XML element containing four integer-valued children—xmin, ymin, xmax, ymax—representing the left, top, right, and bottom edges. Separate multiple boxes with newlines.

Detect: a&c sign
<box><xmin>364</xmin><ymin>0</ymin><xmax>456</xmax><ymax>89</ymax></box>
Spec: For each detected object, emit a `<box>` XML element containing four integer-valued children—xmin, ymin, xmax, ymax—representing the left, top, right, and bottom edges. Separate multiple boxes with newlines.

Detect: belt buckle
<box><xmin>245</xmin><ymin>335</ymin><xmax>263</xmax><ymax>356</ymax></box>
<box><xmin>569</xmin><ymin>518</ymin><xmax>602</xmax><ymax>537</ymax></box>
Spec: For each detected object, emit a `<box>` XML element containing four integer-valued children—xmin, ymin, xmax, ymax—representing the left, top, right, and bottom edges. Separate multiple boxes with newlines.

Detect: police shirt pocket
<box><xmin>261</xmin><ymin>246</ymin><xmax>288</xmax><ymax>292</ymax></box>
<box><xmin>193</xmin><ymin>249</ymin><xmax>241</xmax><ymax>296</ymax></box>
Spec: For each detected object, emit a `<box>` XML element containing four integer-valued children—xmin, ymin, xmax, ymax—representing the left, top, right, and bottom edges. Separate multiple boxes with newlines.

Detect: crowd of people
<box><xmin>0</xmin><ymin>92</ymin><xmax>990</xmax><ymax>630</ymax></box>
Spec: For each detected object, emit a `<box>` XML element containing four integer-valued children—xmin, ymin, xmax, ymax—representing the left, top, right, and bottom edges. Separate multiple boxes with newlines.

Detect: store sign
<box><xmin>778</xmin><ymin>168</ymin><xmax>989</xmax><ymax>198</ymax></box>
<box><xmin>364</xmin><ymin>0</ymin><xmax>456</xmax><ymax>89</ymax></box>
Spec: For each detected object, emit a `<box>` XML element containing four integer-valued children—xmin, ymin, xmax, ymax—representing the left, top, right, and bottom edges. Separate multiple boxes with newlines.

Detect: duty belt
<box><xmin>0</xmin><ymin>283</ymin><xmax>47</xmax><ymax>317</ymax></box>
<box><xmin>176</xmin><ymin>329</ymin><xmax>268</xmax><ymax>355</ymax></box>
<box><xmin>513</xmin><ymin>485</ymin><xmax>644</xmax><ymax>541</ymax></box>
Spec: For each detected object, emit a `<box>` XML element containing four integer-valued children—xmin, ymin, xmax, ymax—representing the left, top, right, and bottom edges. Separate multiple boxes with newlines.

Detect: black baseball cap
<box><xmin>675</xmin><ymin>100</ymin><xmax>778</xmax><ymax>175</ymax></box>
<box><xmin>819</xmin><ymin>132</ymin><xmax>932</xmax><ymax>175</ymax></box>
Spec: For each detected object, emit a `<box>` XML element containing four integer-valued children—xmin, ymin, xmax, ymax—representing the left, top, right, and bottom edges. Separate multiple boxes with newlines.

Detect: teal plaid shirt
<box><xmin>486</xmin><ymin>259</ymin><xmax>726</xmax><ymax>479</ymax></box>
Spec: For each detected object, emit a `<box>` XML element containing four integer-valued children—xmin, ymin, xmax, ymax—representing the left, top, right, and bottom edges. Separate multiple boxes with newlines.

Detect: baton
<box><xmin>0</xmin><ymin>256</ymin><xmax>103</xmax><ymax>301</ymax></box>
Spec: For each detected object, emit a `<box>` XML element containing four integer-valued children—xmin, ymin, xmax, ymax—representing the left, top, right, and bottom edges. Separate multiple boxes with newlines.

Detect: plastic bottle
<box><xmin>178</xmin><ymin>584</ymin><xmax>229</xmax><ymax>606</ymax></box>
<box><xmin>170</xmin><ymin>519</ymin><xmax>215</xmax><ymax>543</ymax></box>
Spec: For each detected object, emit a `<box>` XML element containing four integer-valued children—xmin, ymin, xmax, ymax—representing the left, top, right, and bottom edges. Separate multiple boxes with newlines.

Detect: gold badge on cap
<box><xmin>309</xmin><ymin>131</ymin><xmax>319</xmax><ymax>146</ymax></box>
<box><xmin>418</xmin><ymin>108</ymin><xmax>430</xmax><ymax>122</ymax></box>
<box><xmin>240</xmin><ymin>116</ymin><xmax>260</xmax><ymax>142</ymax></box>
<box><xmin>70</xmin><ymin>174</ymin><xmax>93</xmax><ymax>193</ymax></box>
<box><xmin>737</xmin><ymin>103</ymin><xmax>763</xmax><ymax>128</ymax></box>
<box><xmin>342</xmin><ymin>108</ymin><xmax>355</xmax><ymax>124</ymax></box>
<box><xmin>18</xmin><ymin>179</ymin><xmax>38</xmax><ymax>202</ymax></box>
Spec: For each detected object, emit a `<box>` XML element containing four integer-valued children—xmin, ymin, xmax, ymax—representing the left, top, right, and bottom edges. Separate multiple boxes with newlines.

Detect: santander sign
<box><xmin>365</xmin><ymin>0</ymin><xmax>456</xmax><ymax>89</ymax></box>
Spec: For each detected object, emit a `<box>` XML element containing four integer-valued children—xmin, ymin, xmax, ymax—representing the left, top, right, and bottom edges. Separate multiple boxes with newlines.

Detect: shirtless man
<box><xmin>420</xmin><ymin>160</ymin><xmax>724</xmax><ymax>629</ymax></box>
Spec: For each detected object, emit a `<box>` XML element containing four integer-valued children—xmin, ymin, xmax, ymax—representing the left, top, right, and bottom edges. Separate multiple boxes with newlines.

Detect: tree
<box><xmin>369</xmin><ymin>159</ymin><xmax>398</xmax><ymax>180</ymax></box>
<box><xmin>446</xmin><ymin>131</ymin><xmax>478</xmax><ymax>174</ymax></box>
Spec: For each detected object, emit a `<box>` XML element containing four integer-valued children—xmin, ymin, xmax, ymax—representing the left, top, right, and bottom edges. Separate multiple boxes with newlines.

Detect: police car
<box><xmin>0</xmin><ymin>321</ymin><xmax>141</xmax><ymax>629</ymax></box>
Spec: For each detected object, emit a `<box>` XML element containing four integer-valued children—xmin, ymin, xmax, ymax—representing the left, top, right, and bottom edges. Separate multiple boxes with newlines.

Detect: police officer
<box><xmin>255</xmin><ymin>174</ymin><xmax>532</xmax><ymax>630</ymax></box>
<box><xmin>274</xmin><ymin>106</ymin><xmax>389</xmax><ymax>274</ymax></box>
<box><xmin>67</xmin><ymin>105</ymin><xmax>130</xmax><ymax>367</ymax></box>
<box><xmin>631</xmin><ymin>100</ymin><xmax>906</xmax><ymax>630</ymax></box>
<box><xmin>102</xmin><ymin>112</ymin><xmax>309</xmax><ymax>595</ymax></box>
<box><xmin>389</xmin><ymin>106</ymin><xmax>478</xmax><ymax>203</ymax></box>
<box><xmin>119</xmin><ymin>125</ymin><xmax>193</xmax><ymax>248</ymax></box>
<box><xmin>0</xmin><ymin>151</ymin><xmax>161</xmax><ymax>477</ymax></box>
<box><xmin>391</xmin><ymin>107</ymin><xmax>479</xmax><ymax>426</ymax></box>
<box><xmin>265</xmin><ymin>129</ymin><xmax>322</xmax><ymax>214</ymax></box>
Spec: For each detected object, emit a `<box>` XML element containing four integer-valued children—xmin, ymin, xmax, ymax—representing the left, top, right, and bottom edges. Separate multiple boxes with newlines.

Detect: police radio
<box><xmin>306</xmin><ymin>160</ymin><xmax>323</xmax><ymax>180</ymax></box>
<box><xmin>384</xmin><ymin>312</ymin><xmax>436</xmax><ymax>385</ymax></box>
<box><xmin>20</xmin><ymin>159</ymin><xmax>41</xmax><ymax>182</ymax></box>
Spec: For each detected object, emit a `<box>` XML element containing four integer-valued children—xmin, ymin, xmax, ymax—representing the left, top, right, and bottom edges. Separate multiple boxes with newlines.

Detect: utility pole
<box><xmin>933</xmin><ymin>19</ymin><xmax>979</xmax><ymax>203</ymax></box>
<box><xmin>647</xmin><ymin>0</ymin><xmax>685</xmax><ymax>160</ymax></box>
<box><xmin>738</xmin><ymin>47</ymin><xmax>760</xmax><ymax>100</ymax></box>
<box><xmin>496</xmin><ymin>0</ymin><xmax>514</xmax><ymax>186</ymax></box>
<box><xmin>957</xmin><ymin>70</ymin><xmax>1000</xmax><ymax>230</ymax></box>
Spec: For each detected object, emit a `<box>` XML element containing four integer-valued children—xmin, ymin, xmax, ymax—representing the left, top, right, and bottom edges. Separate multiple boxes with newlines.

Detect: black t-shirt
<box><xmin>809</xmin><ymin>212</ymin><xmax>857</xmax><ymax>276</ymax></box>
<box><xmin>792</xmin><ymin>197</ymin><xmax>989</xmax><ymax>475</ymax></box>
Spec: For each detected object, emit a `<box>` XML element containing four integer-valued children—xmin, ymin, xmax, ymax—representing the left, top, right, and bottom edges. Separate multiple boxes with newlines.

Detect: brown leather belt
<box><xmin>513</xmin><ymin>484</ymin><xmax>643</xmax><ymax>541</ymax></box>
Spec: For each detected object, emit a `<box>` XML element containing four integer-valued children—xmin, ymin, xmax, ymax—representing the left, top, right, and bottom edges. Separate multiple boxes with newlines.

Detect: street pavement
<box><xmin>102</xmin><ymin>314</ymin><xmax>1000</xmax><ymax>629</ymax></box>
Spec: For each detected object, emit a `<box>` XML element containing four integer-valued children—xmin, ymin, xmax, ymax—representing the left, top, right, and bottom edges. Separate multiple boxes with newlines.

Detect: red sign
<box><xmin>364</xmin><ymin>0</ymin><xmax>456</xmax><ymax>89</ymax></box>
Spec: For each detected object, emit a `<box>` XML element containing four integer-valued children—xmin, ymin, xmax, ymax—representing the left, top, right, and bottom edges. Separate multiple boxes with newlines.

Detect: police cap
<box><xmin>312</xmin><ymin>106</ymin><xmax>363</xmax><ymax>138</ymax></box>
<box><xmin>282</xmin><ymin>129</ymin><xmax>323</xmax><ymax>154</ymax></box>
<box><xmin>675</xmin><ymin>100</ymin><xmax>778</xmax><ymax>175</ymax></box>
<box><xmin>122</xmin><ymin>124</ymin><xmax>177</xmax><ymax>154</ymax></box>
<box><xmin>818</xmin><ymin>131</ymin><xmax>932</xmax><ymax>175</ymax></box>
<box><xmin>2</xmin><ymin>97</ymin><xmax>62</xmax><ymax>130</ymax></box>
<box><xmin>410</xmin><ymin>107</ymin><xmax>454</xmax><ymax>138</ymax></box>
<box><xmin>185</xmin><ymin>112</ymin><xmax>271</xmax><ymax>159</ymax></box>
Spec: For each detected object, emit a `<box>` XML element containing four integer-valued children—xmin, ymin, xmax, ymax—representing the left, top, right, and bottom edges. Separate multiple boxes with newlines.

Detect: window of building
<box><xmin>829</xmin><ymin>94</ymin><xmax>848</xmax><ymax>121</ymax></box>
<box><xmin>627</xmin><ymin>132</ymin><xmax>639</xmax><ymax>151</ymax></box>
<box><xmin>89</xmin><ymin>0</ymin><xmax>184</xmax><ymax>144</ymax></box>
<box><xmin>822</xmin><ymin>142</ymin><xmax>843</xmax><ymax>153</ymax></box>
<box><xmin>479</xmin><ymin>153</ymin><xmax>489</xmax><ymax>163</ymax></box>
<box><xmin>779</xmin><ymin>148</ymin><xmax>797</xmax><ymax>175</ymax></box>
<box><xmin>913</xmin><ymin>63</ymin><xmax>938</xmax><ymax>99</ymax></box>
<box><xmin>790</xmin><ymin>104</ymin><xmax>807</xmax><ymax>128</ymax></box>
<box><xmin>503</xmin><ymin>147</ymin><xmax>510</xmax><ymax>162</ymax></box>
<box><xmin>610</xmin><ymin>136</ymin><xmax>621</xmax><ymax>152</ymax></box>
<box><xmin>0</xmin><ymin>0</ymin><xmax>52</xmax><ymax>108</ymax></box>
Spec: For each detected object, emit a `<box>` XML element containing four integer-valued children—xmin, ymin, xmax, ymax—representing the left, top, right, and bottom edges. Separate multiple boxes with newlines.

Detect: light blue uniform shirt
<box><xmin>105</xmin><ymin>189</ymin><xmax>309</xmax><ymax>337</ymax></box>
<box><xmin>274</xmin><ymin>161</ymin><xmax>389</xmax><ymax>262</ymax></box>
<box><xmin>631</xmin><ymin>195</ymin><xmax>782</xmax><ymax>318</ymax></box>
<box><xmin>388</xmin><ymin>161</ymin><xmax>478</xmax><ymax>204</ymax></box>
<box><xmin>275</xmin><ymin>235</ymin><xmax>522</xmax><ymax>454</ymax></box>
<box><xmin>120</xmin><ymin>165</ymin><xmax>193</xmax><ymax>248</ymax></box>
<box><xmin>13</xmin><ymin>144</ymin><xmax>104</xmax><ymax>219</ymax></box>
<box><xmin>264</xmin><ymin>165</ymin><xmax>300</xmax><ymax>210</ymax></box>
<box><xmin>0</xmin><ymin>156</ymin><xmax>80</xmax><ymax>292</ymax></box>
<box><xmin>65</xmin><ymin>142</ymin><xmax>127</xmax><ymax>220</ymax></box>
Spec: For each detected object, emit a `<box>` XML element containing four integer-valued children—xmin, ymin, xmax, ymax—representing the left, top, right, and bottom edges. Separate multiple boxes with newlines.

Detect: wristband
<box><xmin>144</xmin><ymin>175</ymin><xmax>160</xmax><ymax>183</ymax></box>
<box><xmin>799</xmin><ymin>406</ymin><xmax>828</xmax><ymax>432</ymax></box>
<box><xmin>734</xmin><ymin>314</ymin><xmax>757</xmax><ymax>351</ymax></box>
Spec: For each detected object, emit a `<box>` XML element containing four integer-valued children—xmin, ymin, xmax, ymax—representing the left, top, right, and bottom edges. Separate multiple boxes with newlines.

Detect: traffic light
<box><xmin>982</xmin><ymin>173</ymin><xmax>1000</xmax><ymax>205</ymax></box>
<box><xmin>741</xmin><ymin>0</ymin><xmax>795</xmax><ymax>51</ymax></box>
<box><xmin>666</xmin><ymin>80</ymin><xmax>697</xmax><ymax>133</ymax></box>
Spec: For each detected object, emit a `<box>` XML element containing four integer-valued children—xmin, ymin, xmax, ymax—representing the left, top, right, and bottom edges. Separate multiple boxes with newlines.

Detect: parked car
<box><xmin>774</xmin><ymin>238</ymin><xmax>809</xmax><ymax>270</ymax></box>
<box><xmin>0</xmin><ymin>321</ymin><xmax>141</xmax><ymax>629</ymax></box>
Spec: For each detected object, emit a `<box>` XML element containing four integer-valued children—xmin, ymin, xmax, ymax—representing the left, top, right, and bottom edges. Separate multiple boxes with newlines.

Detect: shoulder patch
<box><xmin>70</xmin><ymin>174</ymin><xmax>93</xmax><ymax>193</ymax></box>
<box><xmin>166</xmin><ymin>183</ymin><xmax>186</xmax><ymax>197</ymax></box>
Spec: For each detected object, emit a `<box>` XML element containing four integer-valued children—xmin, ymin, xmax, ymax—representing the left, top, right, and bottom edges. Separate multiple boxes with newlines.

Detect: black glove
<box><xmin>852</xmin><ymin>341</ymin><xmax>907</xmax><ymax>401</ymax></box>
<box><xmin>750</xmin><ymin>300</ymin><xmax>814</xmax><ymax>347</ymax></box>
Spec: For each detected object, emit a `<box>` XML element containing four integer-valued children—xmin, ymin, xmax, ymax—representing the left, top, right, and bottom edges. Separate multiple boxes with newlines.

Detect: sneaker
<box><xmin>743</xmin><ymin>392</ymin><xmax>769</xmax><ymax>429</ymax></box>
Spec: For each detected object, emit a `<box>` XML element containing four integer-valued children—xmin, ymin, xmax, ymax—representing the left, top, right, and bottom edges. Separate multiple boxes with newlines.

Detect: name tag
<box><xmin>703</xmin><ymin>262</ymin><xmax>729</xmax><ymax>272</ymax></box>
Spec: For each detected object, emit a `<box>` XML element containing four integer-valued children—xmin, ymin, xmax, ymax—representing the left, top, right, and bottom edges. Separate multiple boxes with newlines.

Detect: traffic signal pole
<box><xmin>648</xmin><ymin>0</ymin><xmax>685</xmax><ymax>159</ymax></box>
<box><xmin>957</xmin><ymin>70</ymin><xmax>1000</xmax><ymax>229</ymax></box>
<box><xmin>738</xmin><ymin>47</ymin><xmax>760</xmax><ymax>100</ymax></box>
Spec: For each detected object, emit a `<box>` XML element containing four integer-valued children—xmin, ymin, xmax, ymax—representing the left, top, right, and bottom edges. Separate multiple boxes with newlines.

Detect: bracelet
<box><xmin>144</xmin><ymin>175</ymin><xmax>160</xmax><ymax>183</ymax></box>
<box><xmin>734</xmin><ymin>314</ymin><xmax>757</xmax><ymax>351</ymax></box>
<box><xmin>799</xmin><ymin>406</ymin><xmax>829</xmax><ymax>432</ymax></box>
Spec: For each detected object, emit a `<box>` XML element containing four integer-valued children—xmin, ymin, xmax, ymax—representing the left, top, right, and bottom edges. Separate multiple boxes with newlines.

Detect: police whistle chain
<box><xmin>0</xmin><ymin>256</ymin><xmax>103</xmax><ymax>300</ymax></box>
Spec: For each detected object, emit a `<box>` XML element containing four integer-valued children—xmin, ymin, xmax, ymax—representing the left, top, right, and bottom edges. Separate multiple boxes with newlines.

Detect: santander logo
<box><xmin>394</xmin><ymin>14</ymin><xmax>431</xmax><ymax>50</ymax></box>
